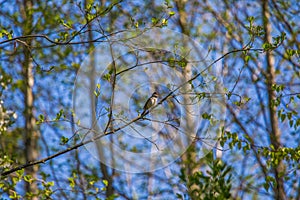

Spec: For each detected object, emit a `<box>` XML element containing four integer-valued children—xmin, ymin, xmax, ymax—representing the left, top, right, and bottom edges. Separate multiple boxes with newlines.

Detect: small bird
<box><xmin>141</xmin><ymin>92</ymin><xmax>158</xmax><ymax>116</ymax></box>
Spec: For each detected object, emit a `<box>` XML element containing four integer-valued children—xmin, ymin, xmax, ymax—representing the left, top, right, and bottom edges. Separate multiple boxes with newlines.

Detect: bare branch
<box><xmin>0</xmin><ymin>47</ymin><xmax>264</xmax><ymax>177</ymax></box>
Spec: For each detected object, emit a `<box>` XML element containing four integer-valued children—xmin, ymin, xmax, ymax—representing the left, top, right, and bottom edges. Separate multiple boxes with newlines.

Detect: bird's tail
<box><xmin>141</xmin><ymin>109</ymin><xmax>147</xmax><ymax>116</ymax></box>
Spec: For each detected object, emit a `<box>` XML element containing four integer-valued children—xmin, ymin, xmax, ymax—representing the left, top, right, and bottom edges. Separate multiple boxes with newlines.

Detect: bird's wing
<box><xmin>143</xmin><ymin>98</ymin><xmax>151</xmax><ymax>110</ymax></box>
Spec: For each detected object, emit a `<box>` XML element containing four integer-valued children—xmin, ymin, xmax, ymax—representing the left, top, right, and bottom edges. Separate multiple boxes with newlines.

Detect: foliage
<box><xmin>178</xmin><ymin>155</ymin><xmax>232</xmax><ymax>200</ymax></box>
<box><xmin>0</xmin><ymin>0</ymin><xmax>300</xmax><ymax>199</ymax></box>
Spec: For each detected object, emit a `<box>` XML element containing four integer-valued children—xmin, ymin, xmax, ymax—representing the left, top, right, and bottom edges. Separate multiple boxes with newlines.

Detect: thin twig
<box><xmin>1</xmin><ymin>47</ymin><xmax>264</xmax><ymax>177</ymax></box>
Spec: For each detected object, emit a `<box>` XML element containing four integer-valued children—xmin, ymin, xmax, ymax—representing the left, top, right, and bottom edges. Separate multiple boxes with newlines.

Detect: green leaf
<box><xmin>16</xmin><ymin>169</ymin><xmax>24</xmax><ymax>177</ymax></box>
<box><xmin>38</xmin><ymin>114</ymin><xmax>44</xmax><ymax>122</ymax></box>
<box><xmin>243</xmin><ymin>144</ymin><xmax>248</xmax><ymax>152</ymax></box>
<box><xmin>202</xmin><ymin>112</ymin><xmax>212</xmax><ymax>119</ymax></box>
<box><xmin>176</xmin><ymin>193</ymin><xmax>183</xmax><ymax>199</ymax></box>
<box><xmin>262</xmin><ymin>42</ymin><xmax>272</xmax><ymax>51</ymax></box>
<box><xmin>59</xmin><ymin>19</ymin><xmax>72</xmax><ymax>29</ymax></box>
<box><xmin>55</xmin><ymin>109</ymin><xmax>64</xmax><ymax>120</ymax></box>
<box><xmin>151</xmin><ymin>17</ymin><xmax>159</xmax><ymax>25</ymax></box>
<box><xmin>286</xmin><ymin>49</ymin><xmax>295</xmax><ymax>57</ymax></box>
<box><xmin>287</xmin><ymin>112</ymin><xmax>292</xmax><ymax>120</ymax></box>
<box><xmin>60</xmin><ymin>136</ymin><xmax>69</xmax><ymax>145</ymax></box>
<box><xmin>161</xmin><ymin>18</ymin><xmax>168</xmax><ymax>26</ymax></box>
<box><xmin>9</xmin><ymin>191</ymin><xmax>18</xmax><ymax>199</ymax></box>
<box><xmin>48</xmin><ymin>181</ymin><xmax>54</xmax><ymax>187</ymax></box>
<box><xmin>296</xmin><ymin>119</ymin><xmax>300</xmax><ymax>127</ymax></box>
<box><xmin>220</xmin><ymin>140</ymin><xmax>225</xmax><ymax>147</ymax></box>
<box><xmin>263</xmin><ymin>182</ymin><xmax>269</xmax><ymax>192</ymax></box>
<box><xmin>103</xmin><ymin>179</ymin><xmax>108</xmax><ymax>186</ymax></box>
<box><xmin>24</xmin><ymin>175</ymin><xmax>32</xmax><ymax>183</ymax></box>
<box><xmin>169</xmin><ymin>11</ymin><xmax>175</xmax><ymax>16</ymax></box>
<box><xmin>12</xmin><ymin>177</ymin><xmax>18</xmax><ymax>184</ymax></box>
<box><xmin>233</xmin><ymin>101</ymin><xmax>241</xmax><ymax>106</ymax></box>
<box><xmin>94</xmin><ymin>90</ymin><xmax>99</xmax><ymax>97</ymax></box>
<box><xmin>247</xmin><ymin>16</ymin><xmax>254</xmax><ymax>23</ymax></box>
<box><xmin>280</xmin><ymin>113</ymin><xmax>286</xmax><ymax>122</ymax></box>
<box><xmin>244</xmin><ymin>97</ymin><xmax>251</xmax><ymax>102</ymax></box>
<box><xmin>134</xmin><ymin>21</ymin><xmax>139</xmax><ymax>28</ymax></box>
<box><xmin>103</xmin><ymin>73</ymin><xmax>111</xmax><ymax>81</ymax></box>
<box><xmin>89</xmin><ymin>181</ymin><xmax>95</xmax><ymax>186</ymax></box>
<box><xmin>68</xmin><ymin>177</ymin><xmax>75</xmax><ymax>188</ymax></box>
<box><xmin>245</xmin><ymin>55</ymin><xmax>250</xmax><ymax>62</ymax></box>
<box><xmin>289</xmin><ymin>120</ymin><xmax>294</xmax><ymax>127</ymax></box>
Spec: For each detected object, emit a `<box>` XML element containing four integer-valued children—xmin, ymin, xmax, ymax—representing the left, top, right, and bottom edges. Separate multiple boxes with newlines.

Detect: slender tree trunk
<box><xmin>262</xmin><ymin>1</ymin><xmax>286</xmax><ymax>199</ymax></box>
<box><xmin>175</xmin><ymin>1</ymin><xmax>199</xmax><ymax>197</ymax></box>
<box><xmin>21</xmin><ymin>0</ymin><xmax>39</xmax><ymax>199</ymax></box>
<box><xmin>85</xmin><ymin>0</ymin><xmax>114</xmax><ymax>197</ymax></box>
<box><xmin>23</xmin><ymin>52</ymin><xmax>39</xmax><ymax>199</ymax></box>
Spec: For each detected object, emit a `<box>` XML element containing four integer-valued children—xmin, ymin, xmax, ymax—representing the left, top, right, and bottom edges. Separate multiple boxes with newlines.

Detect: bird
<box><xmin>141</xmin><ymin>92</ymin><xmax>158</xmax><ymax>116</ymax></box>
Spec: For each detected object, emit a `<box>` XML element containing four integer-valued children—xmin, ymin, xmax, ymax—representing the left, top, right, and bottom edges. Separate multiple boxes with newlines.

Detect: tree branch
<box><xmin>0</xmin><ymin>47</ymin><xmax>264</xmax><ymax>177</ymax></box>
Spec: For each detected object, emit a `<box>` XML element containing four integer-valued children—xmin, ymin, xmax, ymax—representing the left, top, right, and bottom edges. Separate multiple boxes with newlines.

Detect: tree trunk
<box><xmin>84</xmin><ymin>0</ymin><xmax>114</xmax><ymax>197</ymax></box>
<box><xmin>262</xmin><ymin>1</ymin><xmax>286</xmax><ymax>199</ymax></box>
<box><xmin>23</xmin><ymin>52</ymin><xmax>39</xmax><ymax>199</ymax></box>
<box><xmin>175</xmin><ymin>1</ymin><xmax>199</xmax><ymax>197</ymax></box>
<box><xmin>21</xmin><ymin>0</ymin><xmax>39</xmax><ymax>199</ymax></box>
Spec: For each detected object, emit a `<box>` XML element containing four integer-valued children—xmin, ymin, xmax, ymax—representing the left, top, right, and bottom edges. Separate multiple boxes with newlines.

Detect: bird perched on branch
<box><xmin>141</xmin><ymin>92</ymin><xmax>158</xmax><ymax>116</ymax></box>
